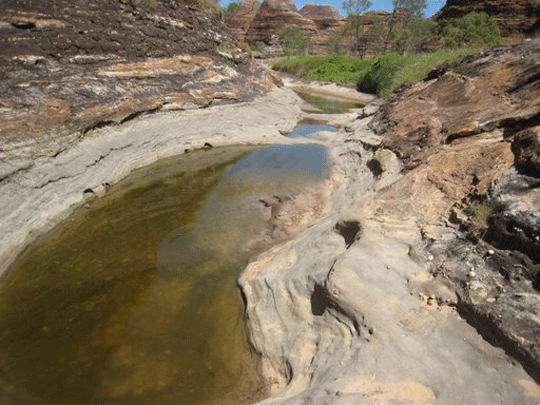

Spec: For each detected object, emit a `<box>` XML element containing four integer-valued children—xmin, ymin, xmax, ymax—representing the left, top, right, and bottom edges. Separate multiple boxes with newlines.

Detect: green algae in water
<box><xmin>295</xmin><ymin>91</ymin><xmax>362</xmax><ymax>114</ymax></box>
<box><xmin>0</xmin><ymin>140</ymin><xmax>329</xmax><ymax>405</ymax></box>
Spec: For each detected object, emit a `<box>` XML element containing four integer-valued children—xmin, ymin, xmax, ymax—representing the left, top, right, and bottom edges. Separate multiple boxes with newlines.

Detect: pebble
<box><xmin>468</xmin><ymin>270</ymin><xmax>476</xmax><ymax>278</ymax></box>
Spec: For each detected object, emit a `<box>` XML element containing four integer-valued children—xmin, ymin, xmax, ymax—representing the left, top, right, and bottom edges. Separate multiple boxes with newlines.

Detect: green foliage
<box><xmin>273</xmin><ymin>55</ymin><xmax>375</xmax><ymax>84</ymax></box>
<box><xmin>273</xmin><ymin>47</ymin><xmax>483</xmax><ymax>97</ymax></box>
<box><xmin>342</xmin><ymin>0</ymin><xmax>372</xmax><ymax>16</ymax></box>
<box><xmin>326</xmin><ymin>33</ymin><xmax>344</xmax><ymax>54</ymax></box>
<box><xmin>357</xmin><ymin>54</ymin><xmax>404</xmax><ymax>96</ymax></box>
<box><xmin>392</xmin><ymin>0</ymin><xmax>427</xmax><ymax>16</ymax></box>
<box><xmin>390</xmin><ymin>46</ymin><xmax>484</xmax><ymax>92</ymax></box>
<box><xmin>470</xmin><ymin>202</ymin><xmax>494</xmax><ymax>230</ymax></box>
<box><xmin>251</xmin><ymin>41</ymin><xmax>266</xmax><ymax>52</ymax></box>
<box><xmin>277</xmin><ymin>26</ymin><xmax>313</xmax><ymax>56</ymax></box>
<box><xmin>464</xmin><ymin>199</ymin><xmax>495</xmax><ymax>241</ymax></box>
<box><xmin>225</xmin><ymin>2</ymin><xmax>241</xmax><ymax>14</ymax></box>
<box><xmin>443</xmin><ymin>12</ymin><xmax>501</xmax><ymax>47</ymax></box>
<box><xmin>392</xmin><ymin>15</ymin><xmax>436</xmax><ymax>54</ymax></box>
<box><xmin>342</xmin><ymin>0</ymin><xmax>373</xmax><ymax>56</ymax></box>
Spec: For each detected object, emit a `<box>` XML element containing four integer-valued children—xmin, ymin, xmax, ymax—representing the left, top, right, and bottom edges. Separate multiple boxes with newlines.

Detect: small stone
<box><xmin>468</xmin><ymin>270</ymin><xmax>476</xmax><ymax>278</ymax></box>
<box><xmin>427</xmin><ymin>297</ymin><xmax>435</xmax><ymax>306</ymax></box>
<box><xmin>428</xmin><ymin>254</ymin><xmax>434</xmax><ymax>261</ymax></box>
<box><xmin>488</xmin><ymin>249</ymin><xmax>495</xmax><ymax>255</ymax></box>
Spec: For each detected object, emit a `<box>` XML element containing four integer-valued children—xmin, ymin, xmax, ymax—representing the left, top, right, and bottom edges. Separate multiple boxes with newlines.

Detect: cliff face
<box><xmin>0</xmin><ymin>0</ymin><xmax>276</xmax><ymax>180</ymax></box>
<box><xmin>435</xmin><ymin>0</ymin><xmax>540</xmax><ymax>35</ymax></box>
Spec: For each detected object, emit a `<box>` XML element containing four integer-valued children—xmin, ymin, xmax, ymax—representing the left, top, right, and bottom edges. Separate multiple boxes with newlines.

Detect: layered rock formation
<box><xmin>226</xmin><ymin>1</ymin><xmax>429</xmax><ymax>56</ymax></box>
<box><xmin>244</xmin><ymin>0</ymin><xmax>317</xmax><ymax>43</ymax></box>
<box><xmin>298</xmin><ymin>4</ymin><xmax>342</xmax><ymax>30</ymax></box>
<box><xmin>0</xmin><ymin>0</ymin><xmax>276</xmax><ymax>181</ymax></box>
<box><xmin>225</xmin><ymin>0</ymin><xmax>261</xmax><ymax>40</ymax></box>
<box><xmin>436</xmin><ymin>0</ymin><xmax>540</xmax><ymax>36</ymax></box>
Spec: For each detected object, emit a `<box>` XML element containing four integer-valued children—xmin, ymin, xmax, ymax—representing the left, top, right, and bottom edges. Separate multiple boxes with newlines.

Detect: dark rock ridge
<box><xmin>435</xmin><ymin>0</ymin><xmax>540</xmax><ymax>36</ymax></box>
<box><xmin>0</xmin><ymin>0</ymin><xmax>276</xmax><ymax>180</ymax></box>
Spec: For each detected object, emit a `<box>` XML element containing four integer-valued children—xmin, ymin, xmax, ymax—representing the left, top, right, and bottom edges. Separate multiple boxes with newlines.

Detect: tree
<box><xmin>392</xmin><ymin>15</ymin><xmax>436</xmax><ymax>53</ymax></box>
<box><xmin>342</xmin><ymin>0</ymin><xmax>372</xmax><ymax>56</ymax></box>
<box><xmin>277</xmin><ymin>26</ymin><xmax>313</xmax><ymax>56</ymax></box>
<box><xmin>361</xmin><ymin>11</ymin><xmax>386</xmax><ymax>57</ymax></box>
<box><xmin>443</xmin><ymin>12</ymin><xmax>501</xmax><ymax>47</ymax></box>
<box><xmin>384</xmin><ymin>0</ymin><xmax>427</xmax><ymax>52</ymax></box>
<box><xmin>225</xmin><ymin>2</ymin><xmax>240</xmax><ymax>15</ymax></box>
<box><xmin>392</xmin><ymin>0</ymin><xmax>427</xmax><ymax>16</ymax></box>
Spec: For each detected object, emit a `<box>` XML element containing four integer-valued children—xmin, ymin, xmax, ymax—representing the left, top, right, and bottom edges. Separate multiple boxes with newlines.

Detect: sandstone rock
<box><xmin>298</xmin><ymin>4</ymin><xmax>342</xmax><ymax>30</ymax></box>
<box><xmin>370</xmin><ymin>41</ymin><xmax>540</xmax><ymax>169</ymax></box>
<box><xmin>435</xmin><ymin>0</ymin><xmax>540</xmax><ymax>36</ymax></box>
<box><xmin>225</xmin><ymin>0</ymin><xmax>262</xmax><ymax>41</ymax></box>
<box><xmin>512</xmin><ymin>126</ymin><xmax>540</xmax><ymax>176</ymax></box>
<box><xmin>245</xmin><ymin>0</ymin><xmax>317</xmax><ymax>44</ymax></box>
<box><xmin>0</xmin><ymin>0</ymin><xmax>279</xmax><ymax>173</ymax></box>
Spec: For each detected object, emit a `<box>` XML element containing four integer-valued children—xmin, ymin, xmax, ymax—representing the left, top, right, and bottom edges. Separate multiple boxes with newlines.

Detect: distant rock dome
<box><xmin>299</xmin><ymin>4</ymin><xmax>342</xmax><ymax>29</ymax></box>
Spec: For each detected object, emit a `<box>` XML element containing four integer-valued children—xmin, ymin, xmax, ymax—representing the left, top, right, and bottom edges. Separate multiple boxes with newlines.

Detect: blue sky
<box><xmin>222</xmin><ymin>0</ymin><xmax>447</xmax><ymax>17</ymax></box>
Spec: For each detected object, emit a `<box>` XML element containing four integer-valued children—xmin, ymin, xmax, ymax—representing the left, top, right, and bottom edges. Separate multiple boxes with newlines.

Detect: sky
<box><xmin>222</xmin><ymin>0</ymin><xmax>447</xmax><ymax>18</ymax></box>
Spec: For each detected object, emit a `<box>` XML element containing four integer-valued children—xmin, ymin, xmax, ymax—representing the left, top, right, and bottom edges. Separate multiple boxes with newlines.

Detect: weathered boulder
<box><xmin>435</xmin><ymin>0</ymin><xmax>540</xmax><ymax>36</ymax></box>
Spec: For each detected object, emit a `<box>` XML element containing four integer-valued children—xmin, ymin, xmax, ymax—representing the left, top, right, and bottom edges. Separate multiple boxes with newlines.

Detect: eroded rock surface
<box><xmin>239</xmin><ymin>42</ymin><xmax>540</xmax><ymax>404</ymax></box>
<box><xmin>371</xmin><ymin>41</ymin><xmax>540</xmax><ymax>170</ymax></box>
<box><xmin>0</xmin><ymin>0</ymin><xmax>276</xmax><ymax>180</ymax></box>
<box><xmin>0</xmin><ymin>87</ymin><xmax>304</xmax><ymax>275</ymax></box>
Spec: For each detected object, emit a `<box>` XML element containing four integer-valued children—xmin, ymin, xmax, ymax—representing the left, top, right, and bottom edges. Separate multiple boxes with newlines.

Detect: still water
<box><xmin>0</xmin><ymin>125</ymin><xmax>331</xmax><ymax>405</ymax></box>
<box><xmin>295</xmin><ymin>91</ymin><xmax>363</xmax><ymax>114</ymax></box>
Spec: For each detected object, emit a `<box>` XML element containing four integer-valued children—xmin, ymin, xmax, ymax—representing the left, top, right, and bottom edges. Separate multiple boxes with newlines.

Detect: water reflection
<box><xmin>0</xmin><ymin>131</ymin><xmax>330</xmax><ymax>405</ymax></box>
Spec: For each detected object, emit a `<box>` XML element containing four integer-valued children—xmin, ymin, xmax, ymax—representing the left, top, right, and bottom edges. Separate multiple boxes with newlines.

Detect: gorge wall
<box><xmin>0</xmin><ymin>0</ymin><xmax>276</xmax><ymax>181</ymax></box>
<box><xmin>435</xmin><ymin>0</ymin><xmax>540</xmax><ymax>36</ymax></box>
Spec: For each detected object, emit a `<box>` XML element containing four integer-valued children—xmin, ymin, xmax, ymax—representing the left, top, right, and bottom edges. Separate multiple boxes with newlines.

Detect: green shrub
<box><xmin>278</xmin><ymin>26</ymin><xmax>313</xmax><ymax>56</ymax></box>
<box><xmin>463</xmin><ymin>200</ymin><xmax>495</xmax><ymax>242</ymax></box>
<box><xmin>225</xmin><ymin>2</ymin><xmax>241</xmax><ymax>15</ymax></box>
<box><xmin>251</xmin><ymin>41</ymin><xmax>266</xmax><ymax>52</ymax></box>
<box><xmin>273</xmin><ymin>47</ymin><xmax>483</xmax><ymax>97</ymax></box>
<box><xmin>273</xmin><ymin>55</ymin><xmax>374</xmax><ymax>84</ymax></box>
<box><xmin>443</xmin><ymin>11</ymin><xmax>501</xmax><ymax>47</ymax></box>
<box><xmin>357</xmin><ymin>54</ymin><xmax>405</xmax><ymax>96</ymax></box>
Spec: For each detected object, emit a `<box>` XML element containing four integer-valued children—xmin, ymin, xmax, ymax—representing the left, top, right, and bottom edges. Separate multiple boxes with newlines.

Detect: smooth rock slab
<box><xmin>0</xmin><ymin>88</ymin><xmax>304</xmax><ymax>275</ymax></box>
